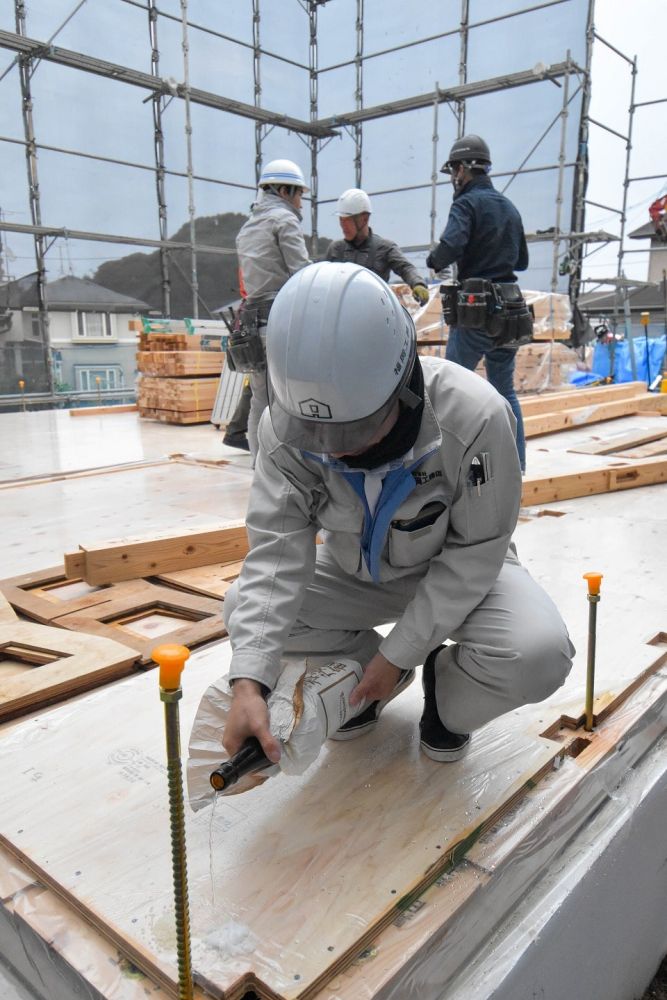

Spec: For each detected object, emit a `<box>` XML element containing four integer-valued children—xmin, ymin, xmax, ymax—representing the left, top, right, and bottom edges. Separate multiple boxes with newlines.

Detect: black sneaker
<box><xmin>329</xmin><ymin>668</ymin><xmax>415</xmax><ymax>741</ymax></box>
<box><xmin>223</xmin><ymin>432</ymin><xmax>250</xmax><ymax>451</ymax></box>
<box><xmin>419</xmin><ymin>646</ymin><xmax>470</xmax><ymax>762</ymax></box>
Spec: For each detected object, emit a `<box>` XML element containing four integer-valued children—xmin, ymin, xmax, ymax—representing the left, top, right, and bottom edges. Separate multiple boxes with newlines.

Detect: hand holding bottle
<box><xmin>223</xmin><ymin>679</ymin><xmax>281</xmax><ymax>763</ymax></box>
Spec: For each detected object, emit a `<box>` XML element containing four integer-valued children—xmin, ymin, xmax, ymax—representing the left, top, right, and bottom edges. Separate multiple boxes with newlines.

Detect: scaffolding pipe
<box><xmin>429</xmin><ymin>83</ymin><xmax>440</xmax><ymax>250</ymax></box>
<box><xmin>353</xmin><ymin>0</ymin><xmax>364</xmax><ymax>188</ymax></box>
<box><xmin>308</xmin><ymin>1</ymin><xmax>319</xmax><ymax>257</ymax></box>
<box><xmin>252</xmin><ymin>0</ymin><xmax>262</xmax><ymax>188</ymax></box>
<box><xmin>457</xmin><ymin>0</ymin><xmax>469</xmax><ymax>138</ymax></box>
<box><xmin>148</xmin><ymin>0</ymin><xmax>171</xmax><ymax>316</ymax></box>
<box><xmin>551</xmin><ymin>53</ymin><xmax>571</xmax><ymax>294</ymax></box>
<box><xmin>180</xmin><ymin>0</ymin><xmax>199</xmax><ymax>318</ymax></box>
<box><xmin>14</xmin><ymin>0</ymin><xmax>53</xmax><ymax>396</ymax></box>
<box><xmin>569</xmin><ymin>0</ymin><xmax>594</xmax><ymax>314</ymax></box>
<box><xmin>617</xmin><ymin>57</ymin><xmax>638</xmax><ymax>379</ymax></box>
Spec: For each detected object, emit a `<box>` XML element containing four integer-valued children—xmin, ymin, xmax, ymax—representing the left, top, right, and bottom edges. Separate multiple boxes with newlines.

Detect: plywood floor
<box><xmin>0</xmin><ymin>407</ymin><xmax>666</xmax><ymax>1000</ymax></box>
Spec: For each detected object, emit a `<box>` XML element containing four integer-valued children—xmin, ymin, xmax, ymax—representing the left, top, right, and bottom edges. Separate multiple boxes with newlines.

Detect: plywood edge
<box><xmin>69</xmin><ymin>405</ymin><xmax>138</xmax><ymax>417</ymax></box>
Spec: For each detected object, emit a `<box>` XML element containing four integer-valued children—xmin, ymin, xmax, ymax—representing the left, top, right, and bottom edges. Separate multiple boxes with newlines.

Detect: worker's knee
<box><xmin>513</xmin><ymin>625</ymin><xmax>575</xmax><ymax>703</ymax></box>
<box><xmin>222</xmin><ymin>580</ymin><xmax>240</xmax><ymax>630</ymax></box>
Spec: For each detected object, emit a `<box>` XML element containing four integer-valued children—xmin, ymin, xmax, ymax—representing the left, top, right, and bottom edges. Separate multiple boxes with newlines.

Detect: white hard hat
<box><xmin>336</xmin><ymin>188</ymin><xmax>372</xmax><ymax>217</ymax></box>
<box><xmin>259</xmin><ymin>158</ymin><xmax>309</xmax><ymax>192</ymax></box>
<box><xmin>266</xmin><ymin>262</ymin><xmax>416</xmax><ymax>454</ymax></box>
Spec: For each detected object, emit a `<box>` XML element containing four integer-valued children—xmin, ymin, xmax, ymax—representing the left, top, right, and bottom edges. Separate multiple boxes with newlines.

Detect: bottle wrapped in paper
<box><xmin>187</xmin><ymin>658</ymin><xmax>364</xmax><ymax>811</ymax></box>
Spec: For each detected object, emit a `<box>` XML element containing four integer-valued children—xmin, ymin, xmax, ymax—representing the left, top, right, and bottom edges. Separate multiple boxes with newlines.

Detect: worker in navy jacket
<box><xmin>427</xmin><ymin>135</ymin><xmax>529</xmax><ymax>470</ymax></box>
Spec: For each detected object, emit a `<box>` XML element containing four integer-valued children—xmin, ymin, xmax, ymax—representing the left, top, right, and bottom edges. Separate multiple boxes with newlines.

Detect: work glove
<box><xmin>412</xmin><ymin>283</ymin><xmax>429</xmax><ymax>305</ymax></box>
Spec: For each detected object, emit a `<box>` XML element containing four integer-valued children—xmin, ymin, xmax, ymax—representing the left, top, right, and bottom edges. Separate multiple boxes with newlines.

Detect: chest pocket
<box><xmin>388</xmin><ymin>500</ymin><xmax>449</xmax><ymax>568</ymax></box>
<box><xmin>316</xmin><ymin>499</ymin><xmax>364</xmax><ymax>574</ymax></box>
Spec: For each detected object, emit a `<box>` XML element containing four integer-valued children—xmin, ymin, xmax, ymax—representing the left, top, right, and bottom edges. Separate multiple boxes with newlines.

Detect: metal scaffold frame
<box><xmin>578</xmin><ymin>28</ymin><xmax>667</xmax><ymax>381</ymax></box>
<box><xmin>1</xmin><ymin>0</ymin><xmax>655</xmax><ymax>390</ymax></box>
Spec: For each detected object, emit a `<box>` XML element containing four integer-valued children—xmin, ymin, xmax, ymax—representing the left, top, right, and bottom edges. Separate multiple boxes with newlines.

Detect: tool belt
<box><xmin>441</xmin><ymin>278</ymin><xmax>533</xmax><ymax>349</ymax></box>
<box><xmin>226</xmin><ymin>300</ymin><xmax>273</xmax><ymax>373</ymax></box>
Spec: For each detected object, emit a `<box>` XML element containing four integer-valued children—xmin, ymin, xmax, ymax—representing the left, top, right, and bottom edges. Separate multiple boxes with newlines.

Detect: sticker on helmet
<box><xmin>299</xmin><ymin>398</ymin><xmax>332</xmax><ymax>419</ymax></box>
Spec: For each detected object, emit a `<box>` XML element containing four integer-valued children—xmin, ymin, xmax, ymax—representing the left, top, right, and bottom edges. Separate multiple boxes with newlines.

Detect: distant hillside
<box><xmin>92</xmin><ymin>213</ymin><xmax>331</xmax><ymax>319</ymax></box>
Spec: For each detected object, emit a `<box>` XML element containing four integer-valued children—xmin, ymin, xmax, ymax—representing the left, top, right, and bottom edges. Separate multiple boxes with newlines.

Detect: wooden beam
<box><xmin>520</xmin><ymin>381</ymin><xmax>648</xmax><ymax>417</ymax></box>
<box><xmin>64</xmin><ymin>523</ymin><xmax>248</xmax><ymax>584</ymax></box>
<box><xmin>524</xmin><ymin>396</ymin><xmax>658</xmax><ymax>437</ymax></box>
<box><xmin>521</xmin><ymin>458</ymin><xmax>667</xmax><ymax>505</ymax></box>
<box><xmin>69</xmin><ymin>405</ymin><xmax>138</xmax><ymax>417</ymax></box>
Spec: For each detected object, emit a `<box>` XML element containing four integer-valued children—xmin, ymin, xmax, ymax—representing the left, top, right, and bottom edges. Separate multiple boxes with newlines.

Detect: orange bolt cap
<box><xmin>583</xmin><ymin>572</ymin><xmax>603</xmax><ymax>596</ymax></box>
<box><xmin>152</xmin><ymin>644</ymin><xmax>190</xmax><ymax>689</ymax></box>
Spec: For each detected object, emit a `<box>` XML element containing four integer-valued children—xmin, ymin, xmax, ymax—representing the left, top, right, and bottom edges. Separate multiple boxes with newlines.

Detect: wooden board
<box><xmin>520</xmin><ymin>381</ymin><xmax>648</xmax><ymax>418</ymax></box>
<box><xmin>54</xmin><ymin>580</ymin><xmax>226</xmax><ymax>663</ymax></box>
<box><xmin>523</xmin><ymin>395</ymin><xmax>657</xmax><ymax>437</ymax></box>
<box><xmin>614</xmin><ymin>438</ymin><xmax>667</xmax><ymax>459</ymax></box>
<box><xmin>64</xmin><ymin>522</ymin><xmax>248</xmax><ymax>585</ymax></box>
<box><xmin>521</xmin><ymin>457</ymin><xmax>667</xmax><ymax>504</ymax></box>
<box><xmin>69</xmin><ymin>404</ymin><xmax>138</xmax><ymax>417</ymax></box>
<box><xmin>0</xmin><ymin>591</ymin><xmax>18</xmax><ymax>624</ymax></box>
<box><xmin>0</xmin><ymin>644</ymin><xmax>560</xmax><ymax>1000</ymax></box>
<box><xmin>567</xmin><ymin>426</ymin><xmax>667</xmax><ymax>456</ymax></box>
<box><xmin>155</xmin><ymin>561</ymin><xmax>245</xmax><ymax>598</ymax></box>
<box><xmin>0</xmin><ymin>620</ymin><xmax>138</xmax><ymax>721</ymax></box>
<box><xmin>0</xmin><ymin>566</ymin><xmax>136</xmax><ymax>623</ymax></box>
<box><xmin>137</xmin><ymin>352</ymin><xmax>224</xmax><ymax>377</ymax></box>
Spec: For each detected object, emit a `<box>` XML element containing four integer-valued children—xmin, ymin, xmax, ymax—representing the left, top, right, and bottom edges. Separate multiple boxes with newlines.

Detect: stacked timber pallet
<box><xmin>135</xmin><ymin>318</ymin><xmax>226</xmax><ymax>424</ymax></box>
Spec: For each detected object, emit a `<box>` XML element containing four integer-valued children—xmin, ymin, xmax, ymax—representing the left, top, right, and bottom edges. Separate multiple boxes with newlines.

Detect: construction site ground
<box><xmin>0</xmin><ymin>394</ymin><xmax>665</xmax><ymax>1000</ymax></box>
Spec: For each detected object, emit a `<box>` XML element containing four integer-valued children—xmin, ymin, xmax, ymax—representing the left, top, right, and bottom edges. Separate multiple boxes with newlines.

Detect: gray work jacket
<box><xmin>236</xmin><ymin>191</ymin><xmax>311</xmax><ymax>302</ymax></box>
<box><xmin>326</xmin><ymin>229</ymin><xmax>425</xmax><ymax>288</ymax></box>
<box><xmin>227</xmin><ymin>357</ymin><xmax>522</xmax><ymax>692</ymax></box>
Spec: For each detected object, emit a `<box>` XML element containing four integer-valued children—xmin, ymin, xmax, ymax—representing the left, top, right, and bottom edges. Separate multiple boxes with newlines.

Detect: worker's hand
<box><xmin>412</xmin><ymin>283</ymin><xmax>429</xmax><ymax>305</ymax></box>
<box><xmin>224</xmin><ymin>679</ymin><xmax>281</xmax><ymax>763</ymax></box>
<box><xmin>349</xmin><ymin>652</ymin><xmax>401</xmax><ymax>707</ymax></box>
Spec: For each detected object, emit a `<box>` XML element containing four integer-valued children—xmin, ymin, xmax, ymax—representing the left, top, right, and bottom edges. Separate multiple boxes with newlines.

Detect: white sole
<box><xmin>419</xmin><ymin>735</ymin><xmax>471</xmax><ymax>762</ymax></box>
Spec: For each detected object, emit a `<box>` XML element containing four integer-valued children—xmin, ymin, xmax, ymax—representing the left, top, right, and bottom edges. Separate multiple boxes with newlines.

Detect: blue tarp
<box><xmin>591</xmin><ymin>336</ymin><xmax>666</xmax><ymax>384</ymax></box>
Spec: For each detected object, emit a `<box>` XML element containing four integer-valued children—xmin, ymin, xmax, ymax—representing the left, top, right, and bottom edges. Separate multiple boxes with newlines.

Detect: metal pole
<box><xmin>252</xmin><ymin>0</ymin><xmax>262</xmax><ymax>188</ymax></box>
<box><xmin>148</xmin><ymin>0</ymin><xmax>171</xmax><ymax>316</ymax></box>
<box><xmin>582</xmin><ymin>572</ymin><xmax>602</xmax><ymax>733</ymax></box>
<box><xmin>429</xmin><ymin>83</ymin><xmax>440</xmax><ymax>250</ymax></box>
<box><xmin>551</xmin><ymin>52</ymin><xmax>571</xmax><ymax>294</ymax></box>
<box><xmin>14</xmin><ymin>0</ymin><xmax>54</xmax><ymax>396</ymax></box>
<box><xmin>353</xmin><ymin>0</ymin><xmax>364</xmax><ymax>188</ymax></box>
<box><xmin>180</xmin><ymin>0</ymin><xmax>199</xmax><ymax>318</ymax></box>
<box><xmin>457</xmin><ymin>0</ymin><xmax>469</xmax><ymax>137</ymax></box>
<box><xmin>308</xmin><ymin>1</ymin><xmax>319</xmax><ymax>258</ymax></box>
<box><xmin>617</xmin><ymin>57</ymin><xmax>638</xmax><ymax>378</ymax></box>
<box><xmin>568</xmin><ymin>0</ymin><xmax>593</xmax><ymax>314</ymax></box>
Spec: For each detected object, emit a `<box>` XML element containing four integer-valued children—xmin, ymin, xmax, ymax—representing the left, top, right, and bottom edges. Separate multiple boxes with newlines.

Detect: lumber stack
<box><xmin>136</xmin><ymin>323</ymin><xmax>227</xmax><ymax>424</ymax></box>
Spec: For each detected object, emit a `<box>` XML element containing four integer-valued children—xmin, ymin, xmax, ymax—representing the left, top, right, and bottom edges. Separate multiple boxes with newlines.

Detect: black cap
<box><xmin>441</xmin><ymin>134</ymin><xmax>491</xmax><ymax>174</ymax></box>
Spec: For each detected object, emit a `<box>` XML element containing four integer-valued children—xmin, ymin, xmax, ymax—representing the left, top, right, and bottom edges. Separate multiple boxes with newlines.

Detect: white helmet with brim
<box><xmin>266</xmin><ymin>262</ymin><xmax>417</xmax><ymax>454</ymax></box>
<box><xmin>259</xmin><ymin>158</ymin><xmax>309</xmax><ymax>192</ymax></box>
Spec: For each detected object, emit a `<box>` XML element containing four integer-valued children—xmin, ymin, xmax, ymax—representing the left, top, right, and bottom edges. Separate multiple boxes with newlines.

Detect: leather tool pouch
<box><xmin>456</xmin><ymin>278</ymin><xmax>492</xmax><ymax>329</ymax></box>
<box><xmin>439</xmin><ymin>281</ymin><xmax>460</xmax><ymax>326</ymax></box>
<box><xmin>487</xmin><ymin>283</ymin><xmax>533</xmax><ymax>348</ymax></box>
<box><xmin>226</xmin><ymin>303</ymin><xmax>270</xmax><ymax>373</ymax></box>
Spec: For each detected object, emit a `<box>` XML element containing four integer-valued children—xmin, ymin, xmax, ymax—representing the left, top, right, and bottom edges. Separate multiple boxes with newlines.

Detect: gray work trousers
<box><xmin>223</xmin><ymin>545</ymin><xmax>575</xmax><ymax>734</ymax></box>
<box><xmin>247</xmin><ymin>369</ymin><xmax>269</xmax><ymax>461</ymax></box>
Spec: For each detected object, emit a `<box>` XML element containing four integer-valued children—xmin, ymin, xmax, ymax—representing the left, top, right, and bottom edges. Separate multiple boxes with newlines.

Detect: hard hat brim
<box><xmin>267</xmin><ymin>378</ymin><xmax>399</xmax><ymax>454</ymax></box>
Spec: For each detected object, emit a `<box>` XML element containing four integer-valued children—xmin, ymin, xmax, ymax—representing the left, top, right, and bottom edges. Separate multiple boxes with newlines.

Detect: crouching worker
<box><xmin>221</xmin><ymin>262</ymin><xmax>574</xmax><ymax>766</ymax></box>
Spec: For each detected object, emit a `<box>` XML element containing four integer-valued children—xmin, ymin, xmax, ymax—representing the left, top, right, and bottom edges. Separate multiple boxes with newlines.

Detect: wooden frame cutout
<box><xmin>0</xmin><ymin>621</ymin><xmax>138</xmax><ymax>722</ymax></box>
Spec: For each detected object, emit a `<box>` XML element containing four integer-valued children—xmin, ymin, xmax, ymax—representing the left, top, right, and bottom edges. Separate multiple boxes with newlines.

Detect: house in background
<box><xmin>579</xmin><ymin>219</ymin><xmax>667</xmax><ymax>333</ymax></box>
<box><xmin>0</xmin><ymin>274</ymin><xmax>148</xmax><ymax>396</ymax></box>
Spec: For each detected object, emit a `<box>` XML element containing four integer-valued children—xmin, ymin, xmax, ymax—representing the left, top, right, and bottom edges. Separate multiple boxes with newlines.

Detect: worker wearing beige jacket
<box><xmin>221</xmin><ymin>262</ymin><xmax>574</xmax><ymax>766</ymax></box>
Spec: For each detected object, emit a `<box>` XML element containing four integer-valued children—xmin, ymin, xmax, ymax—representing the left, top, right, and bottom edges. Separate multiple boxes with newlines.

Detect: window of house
<box><xmin>75</xmin><ymin>312</ymin><xmax>113</xmax><ymax>338</ymax></box>
<box><xmin>75</xmin><ymin>366</ymin><xmax>123</xmax><ymax>391</ymax></box>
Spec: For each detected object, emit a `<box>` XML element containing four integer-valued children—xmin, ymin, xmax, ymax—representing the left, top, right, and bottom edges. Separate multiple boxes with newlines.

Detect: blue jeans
<box><xmin>446</xmin><ymin>325</ymin><xmax>526</xmax><ymax>470</ymax></box>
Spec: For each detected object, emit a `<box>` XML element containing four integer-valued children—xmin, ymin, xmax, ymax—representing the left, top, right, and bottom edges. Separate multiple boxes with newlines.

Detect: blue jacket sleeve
<box><xmin>426</xmin><ymin>198</ymin><xmax>474</xmax><ymax>272</ymax></box>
